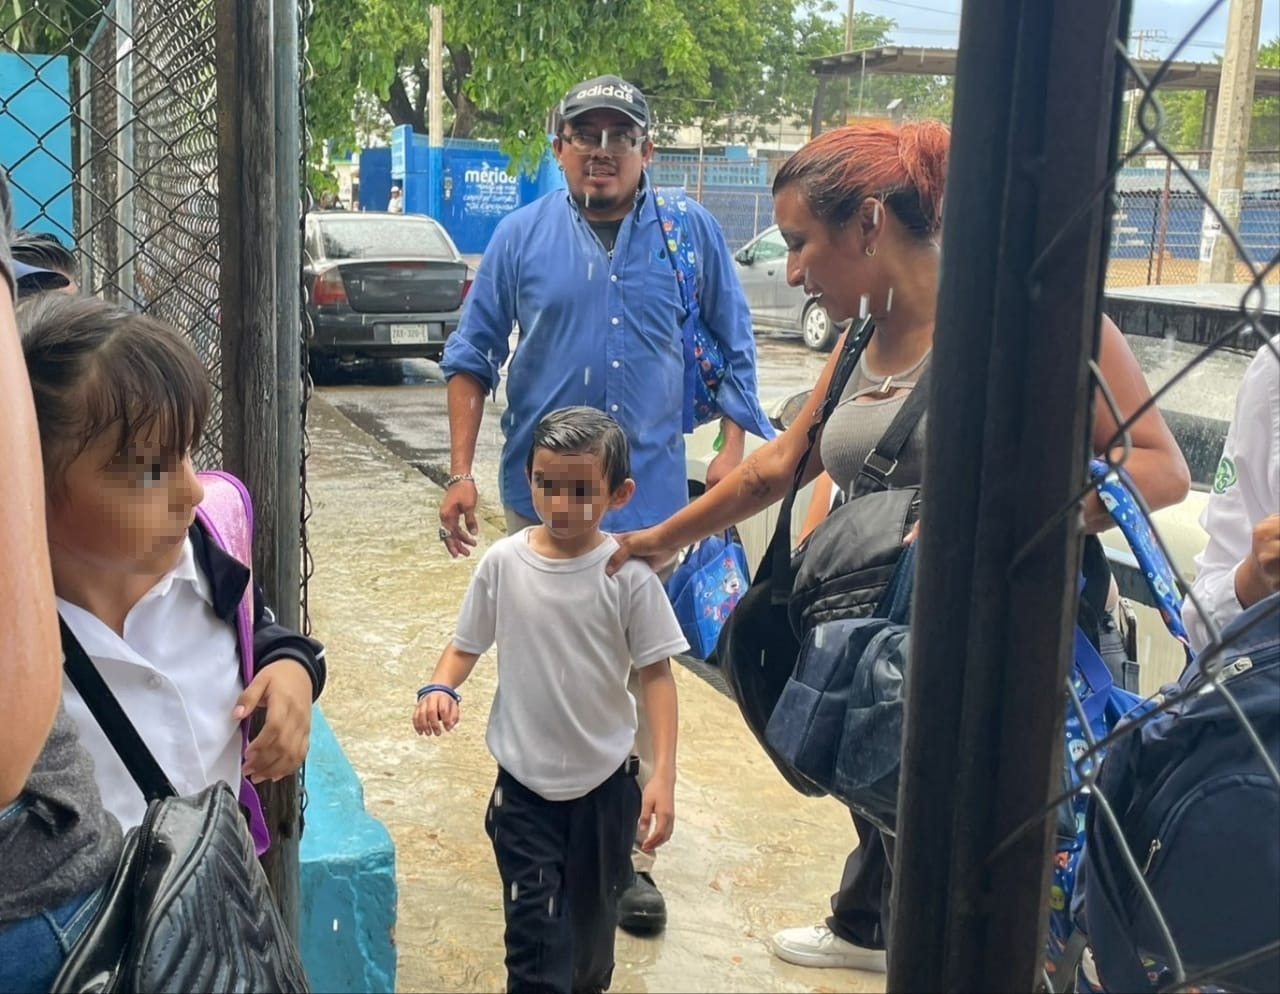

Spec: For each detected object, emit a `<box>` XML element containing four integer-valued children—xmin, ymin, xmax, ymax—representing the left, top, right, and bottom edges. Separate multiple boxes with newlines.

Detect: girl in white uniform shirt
<box><xmin>18</xmin><ymin>294</ymin><xmax>326</xmax><ymax>846</ymax></box>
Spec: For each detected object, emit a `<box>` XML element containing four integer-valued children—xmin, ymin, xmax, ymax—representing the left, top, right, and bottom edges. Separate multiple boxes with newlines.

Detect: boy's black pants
<box><xmin>486</xmin><ymin>762</ymin><xmax>641</xmax><ymax>994</ymax></box>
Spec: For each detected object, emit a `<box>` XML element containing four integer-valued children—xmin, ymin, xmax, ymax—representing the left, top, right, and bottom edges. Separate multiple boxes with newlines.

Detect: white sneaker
<box><xmin>769</xmin><ymin>924</ymin><xmax>888</xmax><ymax>972</ymax></box>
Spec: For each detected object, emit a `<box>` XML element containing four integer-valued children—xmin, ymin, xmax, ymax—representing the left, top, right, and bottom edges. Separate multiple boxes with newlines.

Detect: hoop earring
<box><xmin>865</xmin><ymin>245</ymin><xmax>877</xmax><ymax>257</ymax></box>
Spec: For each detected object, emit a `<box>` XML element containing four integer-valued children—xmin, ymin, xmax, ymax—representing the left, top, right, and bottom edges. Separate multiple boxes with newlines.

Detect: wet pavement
<box><xmin>304</xmin><ymin>396</ymin><xmax>885</xmax><ymax>994</ymax></box>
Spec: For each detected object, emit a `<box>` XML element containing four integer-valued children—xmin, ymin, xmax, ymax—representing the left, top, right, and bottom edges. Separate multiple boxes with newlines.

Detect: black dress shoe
<box><xmin>618</xmin><ymin>871</ymin><xmax>667</xmax><ymax>935</ymax></box>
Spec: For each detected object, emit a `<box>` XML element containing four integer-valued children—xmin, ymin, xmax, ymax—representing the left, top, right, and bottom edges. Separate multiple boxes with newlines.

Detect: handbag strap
<box><xmin>767</xmin><ymin>316</ymin><xmax>876</xmax><ymax>600</ymax></box>
<box><xmin>59</xmin><ymin>615</ymin><xmax>178</xmax><ymax>801</ymax></box>
<box><xmin>850</xmin><ymin>365</ymin><xmax>932</xmax><ymax>498</ymax></box>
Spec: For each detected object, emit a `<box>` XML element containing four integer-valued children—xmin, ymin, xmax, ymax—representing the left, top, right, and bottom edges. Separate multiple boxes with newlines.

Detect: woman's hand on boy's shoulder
<box><xmin>236</xmin><ymin>658</ymin><xmax>314</xmax><ymax>783</ymax></box>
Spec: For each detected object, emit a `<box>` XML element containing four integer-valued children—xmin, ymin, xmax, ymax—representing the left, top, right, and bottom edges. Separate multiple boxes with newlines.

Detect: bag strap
<box><xmin>850</xmin><ymin>366</ymin><xmax>932</xmax><ymax>498</ymax></box>
<box><xmin>767</xmin><ymin>316</ymin><xmax>875</xmax><ymax>601</ymax></box>
<box><xmin>59</xmin><ymin>615</ymin><xmax>178</xmax><ymax>801</ymax></box>
<box><xmin>1089</xmin><ymin>459</ymin><xmax>1191</xmax><ymax>649</ymax></box>
<box><xmin>652</xmin><ymin>186</ymin><xmax>697</xmax><ymax>321</ymax></box>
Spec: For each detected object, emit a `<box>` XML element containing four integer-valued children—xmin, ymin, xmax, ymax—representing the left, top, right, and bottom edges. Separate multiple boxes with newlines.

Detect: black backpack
<box><xmin>1081</xmin><ymin>592</ymin><xmax>1280</xmax><ymax>993</ymax></box>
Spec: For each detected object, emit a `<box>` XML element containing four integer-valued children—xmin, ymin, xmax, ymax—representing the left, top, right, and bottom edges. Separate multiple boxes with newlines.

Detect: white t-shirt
<box><xmin>59</xmin><ymin>537</ymin><xmax>244</xmax><ymax>831</ymax></box>
<box><xmin>1184</xmin><ymin>337</ymin><xmax>1280</xmax><ymax>652</ymax></box>
<box><xmin>453</xmin><ymin>528</ymin><xmax>688</xmax><ymax>800</ymax></box>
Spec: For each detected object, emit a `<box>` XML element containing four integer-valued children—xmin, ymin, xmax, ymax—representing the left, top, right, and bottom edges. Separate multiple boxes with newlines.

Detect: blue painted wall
<box><xmin>389</xmin><ymin>128</ymin><xmax>561</xmax><ymax>253</ymax></box>
<box><xmin>0</xmin><ymin>52</ymin><xmax>73</xmax><ymax>239</ymax></box>
<box><xmin>300</xmin><ymin>709</ymin><xmax>397</xmax><ymax>994</ymax></box>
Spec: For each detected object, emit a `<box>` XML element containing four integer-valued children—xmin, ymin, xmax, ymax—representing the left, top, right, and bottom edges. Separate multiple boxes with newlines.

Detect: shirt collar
<box><xmin>142</xmin><ymin>535</ymin><xmax>213</xmax><ymax>606</ymax></box>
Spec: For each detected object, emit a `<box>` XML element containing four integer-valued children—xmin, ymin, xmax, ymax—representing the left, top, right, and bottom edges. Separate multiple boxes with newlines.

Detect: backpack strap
<box><xmin>192</xmin><ymin>469</ymin><xmax>270</xmax><ymax>855</ymax></box>
<box><xmin>653</xmin><ymin>186</ymin><xmax>728</xmax><ymax>432</ymax></box>
<box><xmin>1089</xmin><ymin>460</ymin><xmax>1191</xmax><ymax>649</ymax></box>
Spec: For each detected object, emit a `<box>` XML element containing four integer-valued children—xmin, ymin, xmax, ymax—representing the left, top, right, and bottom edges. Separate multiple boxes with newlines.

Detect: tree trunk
<box><xmin>382</xmin><ymin>73</ymin><xmax>425</xmax><ymax>133</ymax></box>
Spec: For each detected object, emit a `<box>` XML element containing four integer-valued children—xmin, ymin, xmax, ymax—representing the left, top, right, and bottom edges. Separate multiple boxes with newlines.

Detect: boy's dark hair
<box><xmin>18</xmin><ymin>294</ymin><xmax>211</xmax><ymax>485</ymax></box>
<box><xmin>527</xmin><ymin>406</ymin><xmax>631</xmax><ymax>491</ymax></box>
<box><xmin>11</xmin><ymin>230</ymin><xmax>78</xmax><ymax>297</ymax></box>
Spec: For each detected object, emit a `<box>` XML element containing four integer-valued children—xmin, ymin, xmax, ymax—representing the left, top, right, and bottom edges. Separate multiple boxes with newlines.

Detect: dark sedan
<box><xmin>304</xmin><ymin>212</ymin><xmax>471</xmax><ymax>376</ymax></box>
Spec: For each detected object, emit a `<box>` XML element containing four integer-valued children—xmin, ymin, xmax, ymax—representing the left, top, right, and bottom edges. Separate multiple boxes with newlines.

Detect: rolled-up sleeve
<box><xmin>440</xmin><ymin>225</ymin><xmax>517</xmax><ymax>393</ymax></box>
<box><xmin>688</xmin><ymin>204</ymin><xmax>775</xmax><ymax>441</ymax></box>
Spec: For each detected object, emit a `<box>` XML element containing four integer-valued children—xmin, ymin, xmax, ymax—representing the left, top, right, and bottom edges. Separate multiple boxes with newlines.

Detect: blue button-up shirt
<box><xmin>441</xmin><ymin>184</ymin><xmax>774</xmax><ymax>532</ymax></box>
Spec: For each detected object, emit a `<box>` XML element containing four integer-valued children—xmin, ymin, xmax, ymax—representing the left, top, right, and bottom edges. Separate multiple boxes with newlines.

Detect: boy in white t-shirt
<box><xmin>413</xmin><ymin>406</ymin><xmax>687</xmax><ymax>994</ymax></box>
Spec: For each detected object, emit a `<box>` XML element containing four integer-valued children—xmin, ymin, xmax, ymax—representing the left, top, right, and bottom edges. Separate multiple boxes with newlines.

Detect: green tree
<box><xmin>306</xmin><ymin>0</ymin><xmax>907</xmax><ymax>168</ymax></box>
<box><xmin>1138</xmin><ymin>37</ymin><xmax>1280</xmax><ymax>156</ymax></box>
<box><xmin>2</xmin><ymin>0</ymin><xmax>104</xmax><ymax>51</ymax></box>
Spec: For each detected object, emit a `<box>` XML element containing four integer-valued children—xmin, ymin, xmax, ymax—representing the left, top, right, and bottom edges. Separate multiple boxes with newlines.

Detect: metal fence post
<box><xmin>215</xmin><ymin>0</ymin><xmax>300</xmax><ymax>934</ymax></box>
<box><xmin>889</xmin><ymin>0</ymin><xmax>1126</xmax><ymax>988</ymax></box>
<box><xmin>115</xmin><ymin>0</ymin><xmax>136</xmax><ymax>302</ymax></box>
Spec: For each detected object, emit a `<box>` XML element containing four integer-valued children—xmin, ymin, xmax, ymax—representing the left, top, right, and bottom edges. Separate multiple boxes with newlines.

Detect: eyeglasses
<box><xmin>561</xmin><ymin>130</ymin><xmax>647</xmax><ymax>155</ymax></box>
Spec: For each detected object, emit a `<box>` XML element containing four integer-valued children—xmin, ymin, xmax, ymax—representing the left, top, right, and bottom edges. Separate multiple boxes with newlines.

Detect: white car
<box><xmin>685</xmin><ymin>336</ymin><xmax>1252</xmax><ymax>690</ymax></box>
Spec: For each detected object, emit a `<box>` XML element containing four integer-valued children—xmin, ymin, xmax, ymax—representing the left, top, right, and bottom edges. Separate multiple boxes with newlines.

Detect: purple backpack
<box><xmin>194</xmin><ymin>470</ymin><xmax>271</xmax><ymax>855</ymax></box>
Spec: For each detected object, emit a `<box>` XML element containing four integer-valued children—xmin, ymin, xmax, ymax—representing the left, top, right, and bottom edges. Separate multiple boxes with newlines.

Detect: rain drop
<box><xmin>516</xmin><ymin>1</ymin><xmax>521</xmax><ymax>13</ymax></box>
<box><xmin>583</xmin><ymin>367</ymin><xmax>591</xmax><ymax>386</ymax></box>
<box><xmin>760</xmin><ymin>651</ymin><xmax>767</xmax><ymax>668</ymax></box>
<box><xmin>539</xmin><ymin>25</ymin><xmax>544</xmax><ymax>41</ymax></box>
<box><xmin>815</xmin><ymin>626</ymin><xmax>824</xmax><ymax>648</ymax></box>
<box><xmin>486</xmin><ymin>65</ymin><xmax>493</xmax><ymax>81</ymax></box>
<box><xmin>886</xmin><ymin>286</ymin><xmax>894</xmax><ymax>313</ymax></box>
<box><xmin>520</xmin><ymin>46</ymin><xmax>526</xmax><ymax>62</ymax></box>
<box><xmin>859</xmin><ymin>293</ymin><xmax>870</xmax><ymax>319</ymax></box>
<box><xmin>587</xmin><ymin>262</ymin><xmax>594</xmax><ymax>280</ymax></box>
<box><xmin>548</xmin><ymin>897</ymin><xmax>556</xmax><ymax>915</ymax></box>
<box><xmin>539</xmin><ymin>869</ymin><xmax>544</xmax><ymax>883</ymax></box>
<box><xmin>331</xmin><ymin>919</ymin><xmax>340</xmax><ymax>932</ymax></box>
<box><xmin>494</xmin><ymin>786</ymin><xmax>504</xmax><ymax>808</ymax></box>
<box><xmin>511</xmin><ymin>882</ymin><xmax>520</xmax><ymax>901</ymax></box>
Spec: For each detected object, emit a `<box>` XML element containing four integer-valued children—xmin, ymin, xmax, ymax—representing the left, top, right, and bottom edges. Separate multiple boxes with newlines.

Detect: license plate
<box><xmin>389</xmin><ymin>324</ymin><xmax>429</xmax><ymax>344</ymax></box>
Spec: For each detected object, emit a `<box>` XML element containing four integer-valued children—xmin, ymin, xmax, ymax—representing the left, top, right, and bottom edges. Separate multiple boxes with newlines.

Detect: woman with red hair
<box><xmin>607</xmin><ymin>120</ymin><xmax>1188</xmax><ymax>973</ymax></box>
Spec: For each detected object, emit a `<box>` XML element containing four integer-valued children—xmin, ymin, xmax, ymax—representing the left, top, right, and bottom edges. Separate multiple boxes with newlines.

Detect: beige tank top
<box><xmin>819</xmin><ymin>349</ymin><xmax>931</xmax><ymax>495</ymax></box>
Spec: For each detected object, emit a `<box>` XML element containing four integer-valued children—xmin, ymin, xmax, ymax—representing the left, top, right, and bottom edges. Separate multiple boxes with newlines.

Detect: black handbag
<box><xmin>718</xmin><ymin>317</ymin><xmax>873</xmax><ymax>795</ymax></box>
<box><xmin>718</xmin><ymin>319</ymin><xmax>930</xmax><ymax>797</ymax></box>
<box><xmin>53</xmin><ymin>619</ymin><xmax>311</xmax><ymax>994</ymax></box>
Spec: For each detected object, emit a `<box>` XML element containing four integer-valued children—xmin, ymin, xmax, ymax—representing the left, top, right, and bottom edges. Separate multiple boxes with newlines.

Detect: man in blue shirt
<box><xmin>438</xmin><ymin>74</ymin><xmax>773</xmax><ymax>933</ymax></box>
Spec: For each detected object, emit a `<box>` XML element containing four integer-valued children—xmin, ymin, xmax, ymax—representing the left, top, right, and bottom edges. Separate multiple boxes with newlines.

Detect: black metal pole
<box><xmin>215</xmin><ymin>0</ymin><xmax>299</xmax><ymax>935</ymax></box>
<box><xmin>888</xmin><ymin>0</ymin><xmax>1128</xmax><ymax>989</ymax></box>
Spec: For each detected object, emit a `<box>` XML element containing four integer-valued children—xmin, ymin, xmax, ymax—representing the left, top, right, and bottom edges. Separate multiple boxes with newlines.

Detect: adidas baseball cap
<box><xmin>557</xmin><ymin>75</ymin><xmax>648</xmax><ymax>130</ymax></box>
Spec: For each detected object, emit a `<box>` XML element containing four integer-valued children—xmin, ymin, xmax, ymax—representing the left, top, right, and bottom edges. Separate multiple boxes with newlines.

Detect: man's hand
<box><xmin>1236</xmin><ymin>513</ymin><xmax>1280</xmax><ymax>610</ymax></box>
<box><xmin>637</xmin><ymin>772</ymin><xmax>675</xmax><ymax>852</ymax></box>
<box><xmin>704</xmin><ymin>419</ymin><xmax>746</xmax><ymax>489</ymax></box>
<box><xmin>236</xmin><ymin>660</ymin><xmax>314</xmax><ymax>783</ymax></box>
<box><xmin>438</xmin><ymin>478</ymin><xmax>480</xmax><ymax>558</ymax></box>
<box><xmin>413</xmin><ymin>690</ymin><xmax>460</xmax><ymax>736</ymax></box>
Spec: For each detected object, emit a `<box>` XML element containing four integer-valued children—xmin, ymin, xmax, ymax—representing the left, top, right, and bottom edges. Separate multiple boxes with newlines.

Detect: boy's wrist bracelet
<box><xmin>417</xmin><ymin>683</ymin><xmax>461</xmax><ymax>703</ymax></box>
<box><xmin>444</xmin><ymin>473</ymin><xmax>475</xmax><ymax>488</ymax></box>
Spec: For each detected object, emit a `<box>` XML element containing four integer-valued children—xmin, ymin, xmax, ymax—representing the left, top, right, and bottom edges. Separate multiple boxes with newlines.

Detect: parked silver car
<box><xmin>732</xmin><ymin>225</ymin><xmax>844</xmax><ymax>352</ymax></box>
<box><xmin>304</xmin><ymin>212</ymin><xmax>471</xmax><ymax>377</ymax></box>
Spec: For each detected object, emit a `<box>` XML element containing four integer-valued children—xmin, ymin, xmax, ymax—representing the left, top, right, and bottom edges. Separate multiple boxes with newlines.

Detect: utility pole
<box><xmin>844</xmin><ymin>0</ymin><xmax>855</xmax><ymax>123</ymax></box>
<box><xmin>427</xmin><ymin>4</ymin><xmax>444</xmax><ymax>219</ymax></box>
<box><xmin>1199</xmin><ymin>0</ymin><xmax>1263</xmax><ymax>283</ymax></box>
<box><xmin>1123</xmin><ymin>29</ymin><xmax>1160</xmax><ymax>156</ymax></box>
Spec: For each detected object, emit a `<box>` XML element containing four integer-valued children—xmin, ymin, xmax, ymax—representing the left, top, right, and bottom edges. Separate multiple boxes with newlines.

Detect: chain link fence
<box><xmin>3</xmin><ymin>0</ymin><xmax>225</xmax><ymax>462</ymax></box>
<box><xmin>888</xmin><ymin>0</ymin><xmax>1278</xmax><ymax>989</ymax></box>
<box><xmin>3</xmin><ymin>0</ymin><xmax>312</xmax><ymax>633</ymax></box>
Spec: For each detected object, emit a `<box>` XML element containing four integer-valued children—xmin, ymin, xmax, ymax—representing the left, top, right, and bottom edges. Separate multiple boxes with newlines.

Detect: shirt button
<box><xmin>147</xmin><ymin>674</ymin><xmax>163</xmax><ymax>689</ymax></box>
<box><xmin>612</xmin><ymin>360</ymin><xmax>620</xmax><ymax>368</ymax></box>
<box><xmin>610</xmin><ymin>404</ymin><xmax>619</xmax><ymax>413</ymax></box>
<box><xmin>611</xmin><ymin>317</ymin><xmax>620</xmax><ymax>326</ymax></box>
<box><xmin>610</xmin><ymin>274</ymin><xmax>618</xmax><ymax>282</ymax></box>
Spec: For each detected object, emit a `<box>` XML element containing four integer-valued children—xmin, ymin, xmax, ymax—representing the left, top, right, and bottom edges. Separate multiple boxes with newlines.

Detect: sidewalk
<box><xmin>304</xmin><ymin>396</ymin><xmax>885</xmax><ymax>994</ymax></box>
